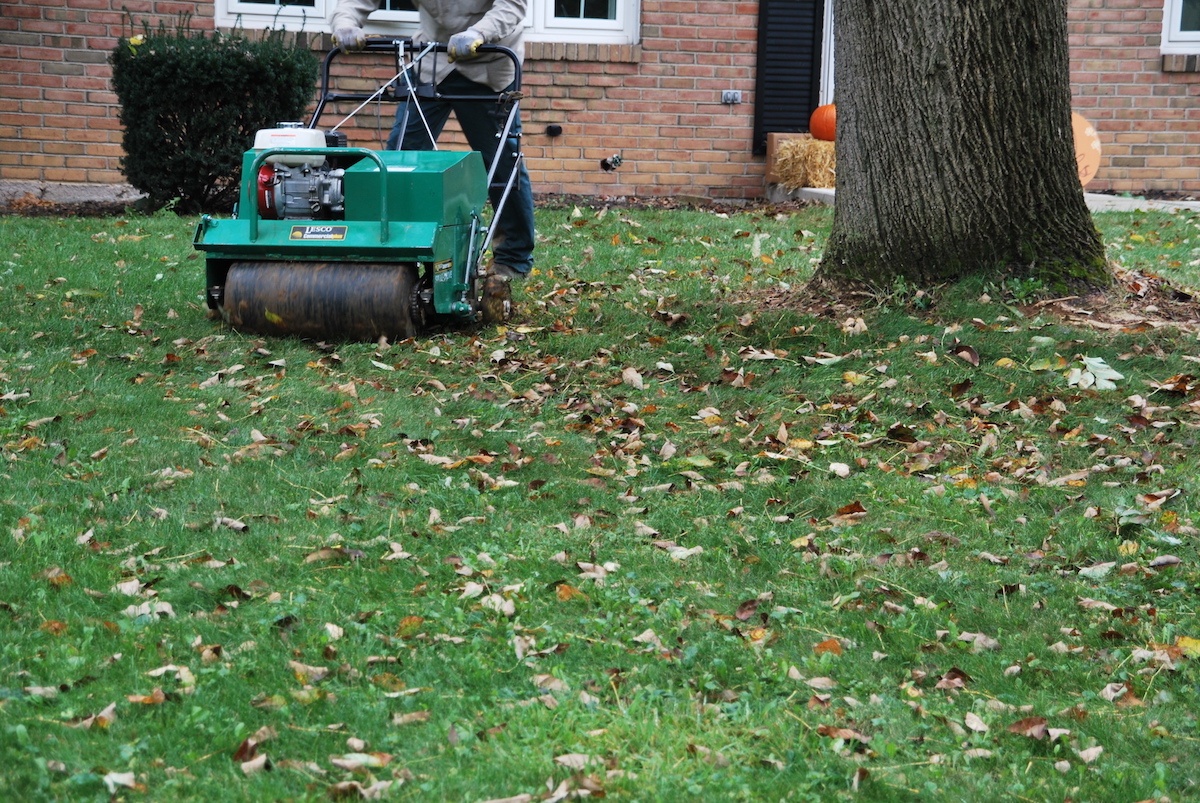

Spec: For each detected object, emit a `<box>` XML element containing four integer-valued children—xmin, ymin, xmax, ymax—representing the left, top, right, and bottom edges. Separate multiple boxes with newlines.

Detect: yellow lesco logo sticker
<box><xmin>290</xmin><ymin>225</ymin><xmax>348</xmax><ymax>241</ymax></box>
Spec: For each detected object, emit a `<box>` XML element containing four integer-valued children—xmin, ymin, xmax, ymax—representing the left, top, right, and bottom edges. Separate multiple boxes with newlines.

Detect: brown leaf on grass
<box><xmin>828</xmin><ymin>500</ymin><xmax>868</xmax><ymax>526</ymax></box>
<box><xmin>233</xmin><ymin>737</ymin><xmax>261</xmax><ymax>763</ymax></box>
<box><xmin>816</xmin><ymin>724</ymin><xmax>870</xmax><ymax>743</ymax></box>
<box><xmin>328</xmin><ymin>781</ymin><xmax>397</xmax><ymax>800</ymax></box>
<box><xmin>621</xmin><ymin>367</ymin><xmax>645</xmax><ymax>390</ymax></box>
<box><xmin>288</xmin><ymin>660</ymin><xmax>330</xmax><ymax>684</ymax></box>
<box><xmin>304</xmin><ymin>546</ymin><xmax>365</xmax><ymax>564</ymax></box>
<box><xmin>330</xmin><ymin>752</ymin><xmax>392</xmax><ymax>770</ymax></box>
<box><xmin>122</xmin><ymin>601</ymin><xmax>175</xmax><ymax>619</ymax></box>
<box><xmin>232</xmin><ymin>726</ymin><xmax>278</xmax><ymax>764</ymax></box>
<box><xmin>949</xmin><ymin>340</ymin><xmax>980</xmax><ymax>367</ymax></box>
<box><xmin>240</xmin><ymin>753</ymin><xmax>271</xmax><ymax>775</ymax></box>
<box><xmin>555</xmin><ymin>583</ymin><xmax>588</xmax><ymax>602</ymax></box>
<box><xmin>1148</xmin><ymin>374</ymin><xmax>1198</xmax><ymax>393</ymax></box>
<box><xmin>1007</xmin><ymin>716</ymin><xmax>1048</xmax><ymax>739</ymax></box>
<box><xmin>391</xmin><ymin>710</ymin><xmax>430</xmax><ymax>726</ymax></box>
<box><xmin>935</xmin><ymin>667</ymin><xmax>972</xmax><ymax>691</ymax></box>
<box><xmin>958</xmin><ymin>631</ymin><xmax>1000</xmax><ymax>652</ymax></box>
<box><xmin>632</xmin><ymin>629</ymin><xmax>668</xmax><ymax>652</ymax></box>
<box><xmin>687</xmin><ymin>743</ymin><xmax>731</xmax><ymax>767</ymax></box>
<box><xmin>101</xmin><ymin>770</ymin><xmax>141</xmax><ymax>795</ymax></box>
<box><xmin>40</xmin><ymin>566</ymin><xmax>73</xmax><ymax>588</ymax></box>
<box><xmin>126</xmin><ymin>687</ymin><xmax>167</xmax><ymax>705</ymax></box>
<box><xmin>395</xmin><ymin>616</ymin><xmax>425</xmax><ymax>638</ymax></box>
<box><xmin>532</xmin><ymin>674</ymin><xmax>569</xmax><ymax>692</ymax></box>
<box><xmin>964</xmin><ymin>712</ymin><xmax>989</xmax><ymax>733</ymax></box>
<box><xmin>68</xmin><ymin>702</ymin><xmax>118</xmax><ymax>729</ymax></box>
<box><xmin>734</xmin><ymin>599</ymin><xmax>760</xmax><ymax>621</ymax></box>
<box><xmin>813</xmin><ymin>637</ymin><xmax>843</xmax><ymax>656</ymax></box>
<box><xmin>1137</xmin><ymin>488</ymin><xmax>1180</xmax><ymax>510</ymax></box>
<box><xmin>554</xmin><ymin>753</ymin><xmax>597</xmax><ymax>771</ymax></box>
<box><xmin>1078</xmin><ymin>597</ymin><xmax>1118</xmax><ymax>612</ymax></box>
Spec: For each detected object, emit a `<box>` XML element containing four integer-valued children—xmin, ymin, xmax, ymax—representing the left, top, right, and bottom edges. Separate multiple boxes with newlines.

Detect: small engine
<box><xmin>257</xmin><ymin>163</ymin><xmax>345</xmax><ymax>220</ymax></box>
<box><xmin>252</xmin><ymin>124</ymin><xmax>349</xmax><ymax>220</ymax></box>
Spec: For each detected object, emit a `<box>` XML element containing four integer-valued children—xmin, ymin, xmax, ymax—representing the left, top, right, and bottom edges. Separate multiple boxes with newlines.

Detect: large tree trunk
<box><xmin>813</xmin><ymin>0</ymin><xmax>1108</xmax><ymax>291</ymax></box>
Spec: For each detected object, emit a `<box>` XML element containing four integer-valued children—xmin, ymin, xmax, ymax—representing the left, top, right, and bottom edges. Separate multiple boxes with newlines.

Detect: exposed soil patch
<box><xmin>1</xmin><ymin>194</ymin><xmax>139</xmax><ymax>218</ymax></box>
<box><xmin>1031</xmin><ymin>267</ymin><xmax>1200</xmax><ymax>334</ymax></box>
<box><xmin>761</xmin><ymin>266</ymin><xmax>1200</xmax><ymax>334</ymax></box>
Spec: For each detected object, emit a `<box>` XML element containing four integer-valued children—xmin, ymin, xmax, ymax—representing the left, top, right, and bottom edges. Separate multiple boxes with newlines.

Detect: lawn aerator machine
<box><xmin>193</xmin><ymin>39</ymin><xmax>523</xmax><ymax>341</ymax></box>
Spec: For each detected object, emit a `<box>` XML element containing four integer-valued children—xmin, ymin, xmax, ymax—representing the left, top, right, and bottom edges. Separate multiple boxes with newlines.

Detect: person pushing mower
<box><xmin>331</xmin><ymin>0</ymin><xmax>535</xmax><ymax>281</ymax></box>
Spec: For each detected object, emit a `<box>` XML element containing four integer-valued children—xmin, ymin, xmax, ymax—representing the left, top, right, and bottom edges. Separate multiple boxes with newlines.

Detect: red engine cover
<box><xmin>257</xmin><ymin>165</ymin><xmax>280</xmax><ymax>219</ymax></box>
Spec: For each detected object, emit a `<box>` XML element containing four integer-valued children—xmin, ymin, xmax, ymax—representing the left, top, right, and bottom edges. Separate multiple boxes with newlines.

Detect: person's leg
<box><xmin>449</xmin><ymin>81</ymin><xmax>535</xmax><ymax>275</ymax></box>
<box><xmin>387</xmin><ymin>90</ymin><xmax>452</xmax><ymax>151</ymax></box>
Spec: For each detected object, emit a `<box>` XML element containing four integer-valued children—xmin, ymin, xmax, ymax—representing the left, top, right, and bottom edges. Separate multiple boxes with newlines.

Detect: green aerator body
<box><xmin>193</xmin><ymin>39</ymin><xmax>523</xmax><ymax>341</ymax></box>
<box><xmin>195</xmin><ymin>147</ymin><xmax>489</xmax><ymax>341</ymax></box>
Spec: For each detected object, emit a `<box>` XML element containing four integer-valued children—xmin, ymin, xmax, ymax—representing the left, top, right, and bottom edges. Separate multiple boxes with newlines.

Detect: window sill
<box><xmin>525</xmin><ymin>42</ymin><xmax>641</xmax><ymax>63</ymax></box>
<box><xmin>1162</xmin><ymin>53</ymin><xmax>1200</xmax><ymax>72</ymax></box>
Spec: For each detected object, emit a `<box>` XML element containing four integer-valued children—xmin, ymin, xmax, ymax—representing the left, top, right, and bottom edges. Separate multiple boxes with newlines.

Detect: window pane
<box><xmin>555</xmin><ymin>0</ymin><xmax>616</xmax><ymax>21</ymax></box>
<box><xmin>383</xmin><ymin>0</ymin><xmax>416</xmax><ymax>10</ymax></box>
<box><xmin>1183</xmin><ymin>0</ymin><xmax>1200</xmax><ymax>32</ymax></box>
<box><xmin>240</xmin><ymin>0</ymin><xmax>317</xmax><ymax>6</ymax></box>
<box><xmin>585</xmin><ymin>0</ymin><xmax>615</xmax><ymax>19</ymax></box>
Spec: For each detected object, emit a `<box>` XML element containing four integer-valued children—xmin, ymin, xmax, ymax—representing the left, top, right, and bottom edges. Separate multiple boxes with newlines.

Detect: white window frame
<box><xmin>1162</xmin><ymin>0</ymin><xmax>1200</xmax><ymax>54</ymax></box>
<box><xmin>216</xmin><ymin>1</ymin><xmax>640</xmax><ymax>45</ymax></box>
<box><xmin>219</xmin><ymin>0</ymin><xmax>330</xmax><ymax>32</ymax></box>
<box><xmin>819</xmin><ymin>0</ymin><xmax>834</xmax><ymax>105</ymax></box>
<box><xmin>529</xmin><ymin>0</ymin><xmax>640</xmax><ymax>44</ymax></box>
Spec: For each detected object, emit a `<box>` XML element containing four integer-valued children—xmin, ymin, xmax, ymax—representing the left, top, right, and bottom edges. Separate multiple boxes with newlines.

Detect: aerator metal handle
<box><xmin>243</xmin><ymin>147</ymin><xmax>389</xmax><ymax>243</ymax></box>
<box><xmin>308</xmin><ymin>38</ymin><xmax>523</xmax><ymax>129</ymax></box>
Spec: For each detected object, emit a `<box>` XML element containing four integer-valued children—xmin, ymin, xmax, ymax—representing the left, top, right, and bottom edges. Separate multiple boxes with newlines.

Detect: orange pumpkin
<box><xmin>809</xmin><ymin>103</ymin><xmax>836</xmax><ymax>141</ymax></box>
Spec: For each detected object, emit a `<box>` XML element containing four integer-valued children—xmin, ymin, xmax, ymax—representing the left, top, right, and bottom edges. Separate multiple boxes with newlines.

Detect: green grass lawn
<box><xmin>1</xmin><ymin>202</ymin><xmax>1198</xmax><ymax>801</ymax></box>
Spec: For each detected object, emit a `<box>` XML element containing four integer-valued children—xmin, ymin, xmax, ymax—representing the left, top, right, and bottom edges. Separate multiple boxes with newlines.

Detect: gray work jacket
<box><xmin>331</xmin><ymin>0</ymin><xmax>527</xmax><ymax>90</ymax></box>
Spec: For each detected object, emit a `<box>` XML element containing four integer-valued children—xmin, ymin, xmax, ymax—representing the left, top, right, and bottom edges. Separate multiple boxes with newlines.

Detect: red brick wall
<box><xmin>0</xmin><ymin>0</ymin><xmax>215</xmax><ymax>185</ymax></box>
<box><xmin>326</xmin><ymin>2</ymin><xmax>764</xmax><ymax>200</ymax></box>
<box><xmin>1</xmin><ymin>1</ymin><xmax>1196</xmax><ymax>200</ymax></box>
<box><xmin>1069</xmin><ymin>0</ymin><xmax>1200</xmax><ymax>196</ymax></box>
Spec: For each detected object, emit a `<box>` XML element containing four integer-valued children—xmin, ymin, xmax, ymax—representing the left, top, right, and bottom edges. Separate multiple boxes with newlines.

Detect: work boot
<box><xmin>480</xmin><ymin>274</ymin><xmax>512</xmax><ymax>324</ymax></box>
<box><xmin>491</xmin><ymin>263</ymin><xmax>526</xmax><ymax>281</ymax></box>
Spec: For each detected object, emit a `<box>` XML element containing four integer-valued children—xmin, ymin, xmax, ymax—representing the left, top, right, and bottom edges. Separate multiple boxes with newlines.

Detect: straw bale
<box><xmin>771</xmin><ymin>135</ymin><xmax>836</xmax><ymax>190</ymax></box>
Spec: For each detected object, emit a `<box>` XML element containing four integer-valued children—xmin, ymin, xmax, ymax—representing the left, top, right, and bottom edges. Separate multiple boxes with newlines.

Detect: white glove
<box><xmin>447</xmin><ymin>29</ymin><xmax>484</xmax><ymax>61</ymax></box>
<box><xmin>333</xmin><ymin>26</ymin><xmax>366</xmax><ymax>52</ymax></box>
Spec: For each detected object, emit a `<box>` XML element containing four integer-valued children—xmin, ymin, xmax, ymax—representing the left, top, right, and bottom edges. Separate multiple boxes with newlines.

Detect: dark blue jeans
<box><xmin>388</xmin><ymin>71</ymin><xmax>535</xmax><ymax>274</ymax></box>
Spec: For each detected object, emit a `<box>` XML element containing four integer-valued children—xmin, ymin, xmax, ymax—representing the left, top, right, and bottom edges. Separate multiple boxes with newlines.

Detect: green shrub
<box><xmin>110</xmin><ymin>18</ymin><xmax>318</xmax><ymax>213</ymax></box>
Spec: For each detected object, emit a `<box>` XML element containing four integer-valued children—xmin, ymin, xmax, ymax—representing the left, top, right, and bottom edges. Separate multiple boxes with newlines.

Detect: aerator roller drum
<box><xmin>223</xmin><ymin>261</ymin><xmax>418</xmax><ymax>342</ymax></box>
<box><xmin>193</xmin><ymin>39</ymin><xmax>525</xmax><ymax>341</ymax></box>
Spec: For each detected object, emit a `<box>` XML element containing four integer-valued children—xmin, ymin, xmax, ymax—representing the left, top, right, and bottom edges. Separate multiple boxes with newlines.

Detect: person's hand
<box><xmin>333</xmin><ymin>26</ymin><xmax>366</xmax><ymax>52</ymax></box>
<box><xmin>447</xmin><ymin>29</ymin><xmax>484</xmax><ymax>61</ymax></box>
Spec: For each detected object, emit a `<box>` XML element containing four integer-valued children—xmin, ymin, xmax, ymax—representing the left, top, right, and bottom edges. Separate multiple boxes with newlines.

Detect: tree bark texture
<box><xmin>815</xmin><ymin>0</ymin><xmax>1107</xmax><ymax>290</ymax></box>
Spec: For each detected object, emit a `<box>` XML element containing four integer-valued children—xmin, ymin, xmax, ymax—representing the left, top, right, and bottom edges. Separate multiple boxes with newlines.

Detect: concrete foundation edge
<box><xmin>765</xmin><ymin>183</ymin><xmax>1200</xmax><ymax>213</ymax></box>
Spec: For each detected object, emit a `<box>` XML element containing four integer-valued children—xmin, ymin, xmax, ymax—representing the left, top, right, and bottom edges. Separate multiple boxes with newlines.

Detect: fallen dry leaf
<box><xmin>392</xmin><ymin>710</ymin><xmax>431</xmax><ymax>726</ymax></box>
<box><xmin>816</xmin><ymin>724</ymin><xmax>870</xmax><ymax>743</ymax></box>
<box><xmin>964</xmin><ymin>712</ymin><xmax>988</xmax><ymax>733</ymax></box>
<box><xmin>1007</xmin><ymin>716</ymin><xmax>1048</xmax><ymax>740</ymax></box>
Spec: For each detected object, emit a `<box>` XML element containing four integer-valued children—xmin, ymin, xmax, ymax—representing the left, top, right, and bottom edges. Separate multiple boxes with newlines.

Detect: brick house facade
<box><xmin>0</xmin><ymin>0</ymin><xmax>1196</xmax><ymax>203</ymax></box>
